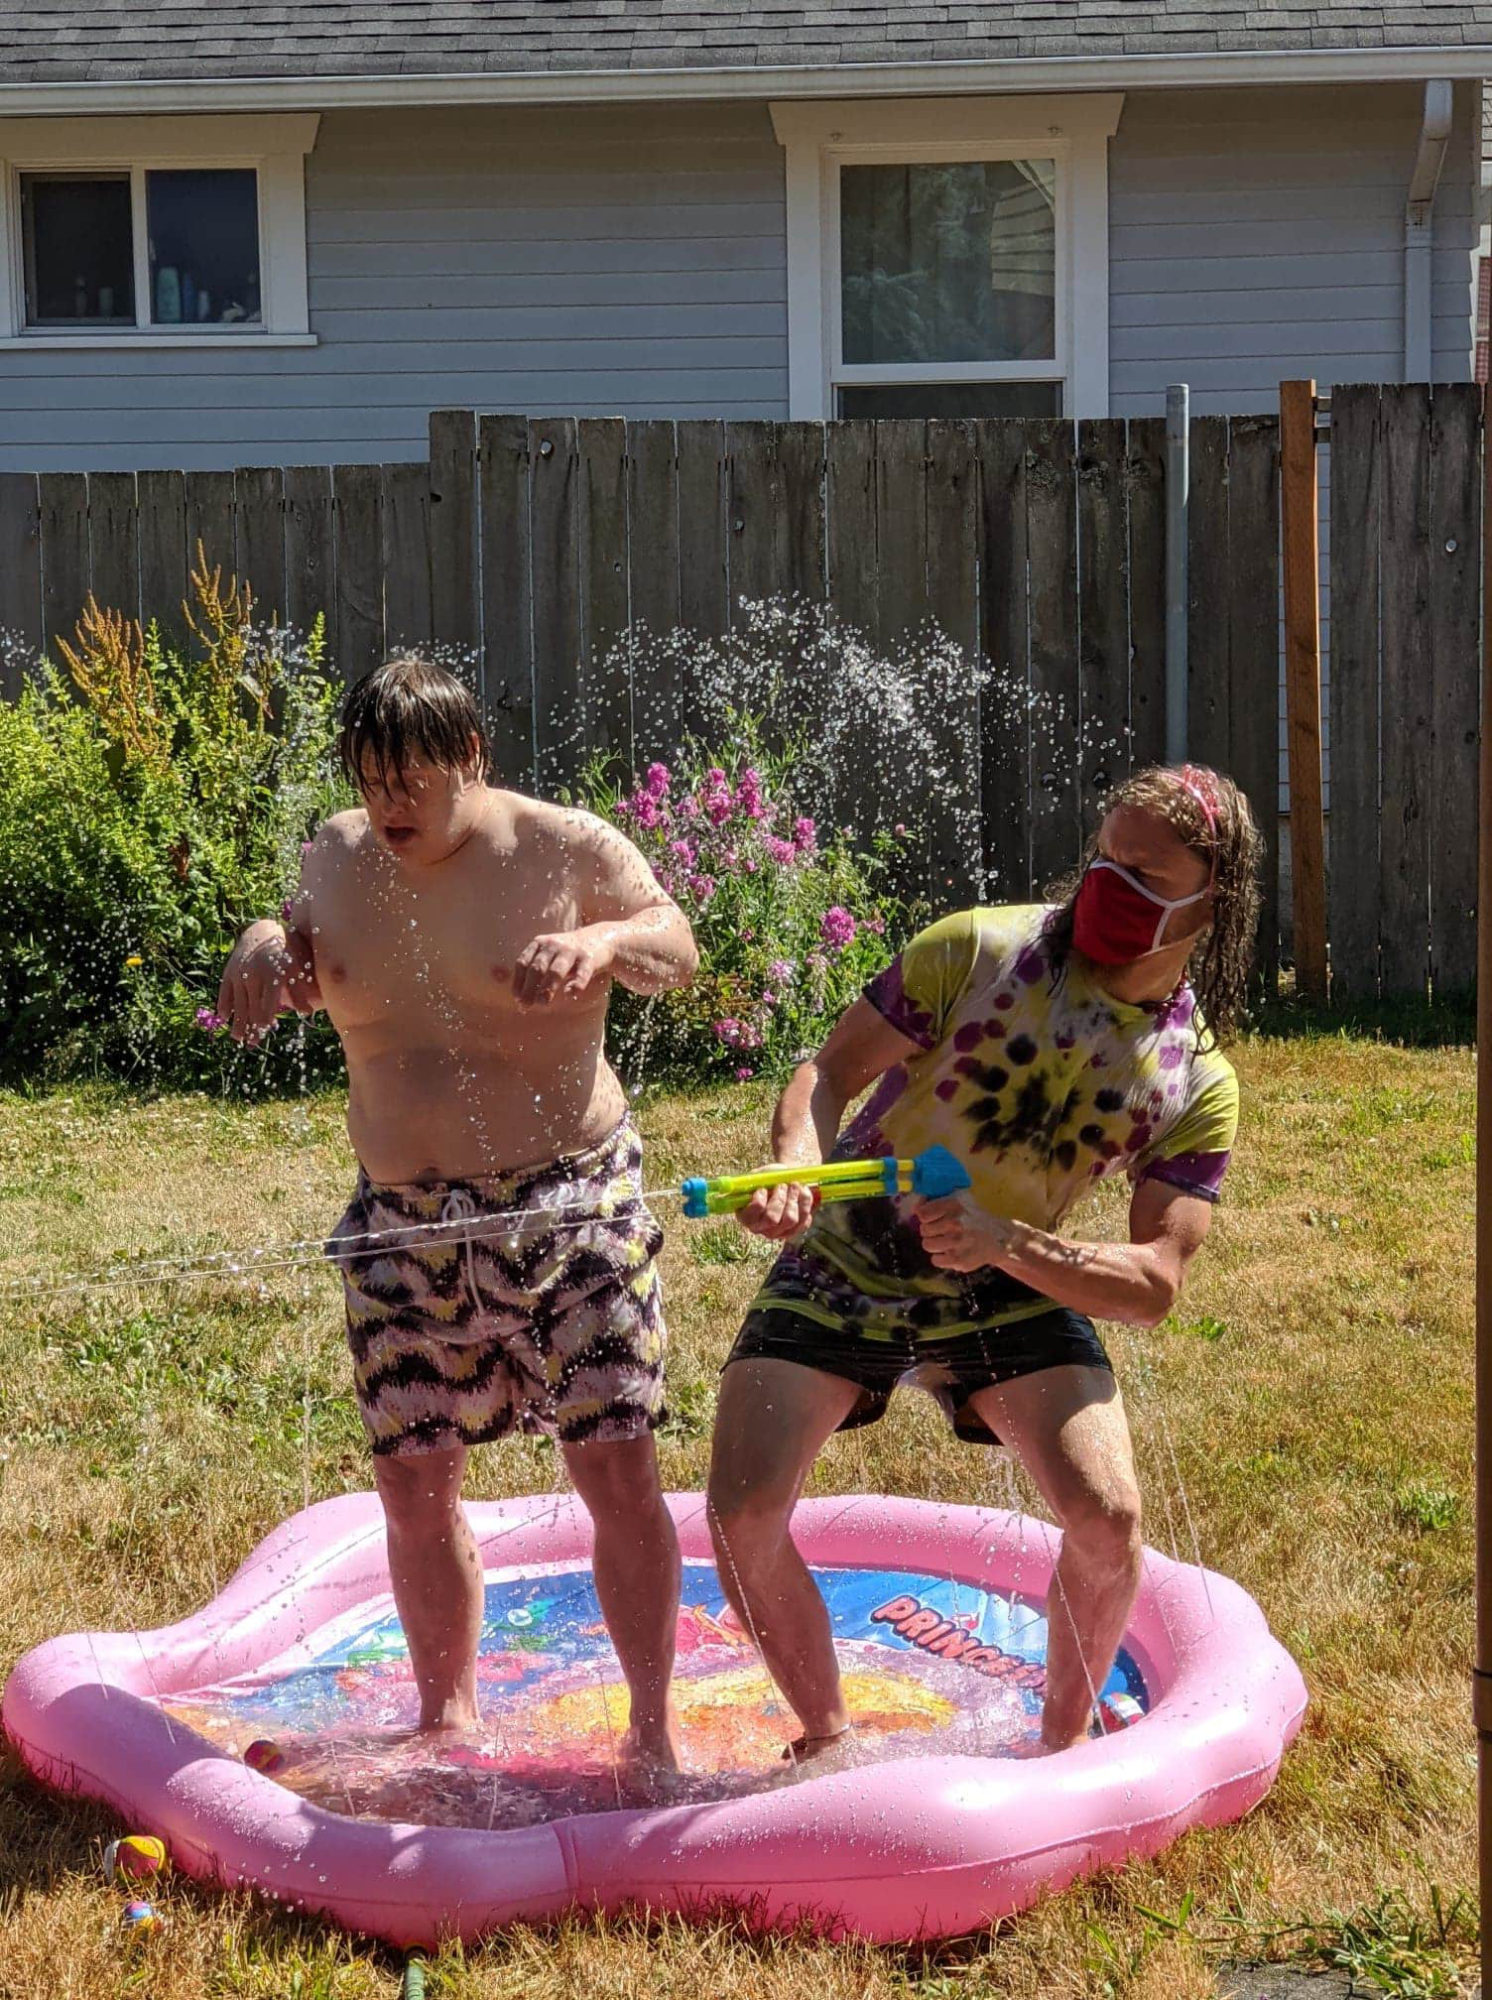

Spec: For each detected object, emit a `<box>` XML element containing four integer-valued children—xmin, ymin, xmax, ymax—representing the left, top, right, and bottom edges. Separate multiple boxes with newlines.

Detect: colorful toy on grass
<box><xmin>681</xmin><ymin>1144</ymin><xmax>971</xmax><ymax>1219</ymax></box>
<box><xmin>104</xmin><ymin>1834</ymin><xmax>167</xmax><ymax>1886</ymax></box>
<box><xmin>243</xmin><ymin>1738</ymin><xmax>285</xmax><ymax>1774</ymax></box>
<box><xmin>121</xmin><ymin>1900</ymin><xmax>163</xmax><ymax>1937</ymax></box>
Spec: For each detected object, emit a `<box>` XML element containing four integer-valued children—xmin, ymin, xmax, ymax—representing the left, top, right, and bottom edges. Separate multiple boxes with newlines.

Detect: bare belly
<box><xmin>342</xmin><ymin>1034</ymin><xmax>628</xmax><ymax>1184</ymax></box>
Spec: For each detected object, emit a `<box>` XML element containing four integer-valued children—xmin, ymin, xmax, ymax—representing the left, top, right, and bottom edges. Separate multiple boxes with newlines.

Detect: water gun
<box><xmin>682</xmin><ymin>1144</ymin><xmax>971</xmax><ymax>1219</ymax></box>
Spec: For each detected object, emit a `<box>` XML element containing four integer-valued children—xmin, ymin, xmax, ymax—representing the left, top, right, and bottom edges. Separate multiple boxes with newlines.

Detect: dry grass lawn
<box><xmin>0</xmin><ymin>1031</ymin><xmax>1477</xmax><ymax>1998</ymax></box>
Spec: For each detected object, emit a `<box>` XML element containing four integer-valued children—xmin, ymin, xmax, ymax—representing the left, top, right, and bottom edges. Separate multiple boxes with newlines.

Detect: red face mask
<box><xmin>1072</xmin><ymin>860</ymin><xmax>1210</xmax><ymax>967</ymax></box>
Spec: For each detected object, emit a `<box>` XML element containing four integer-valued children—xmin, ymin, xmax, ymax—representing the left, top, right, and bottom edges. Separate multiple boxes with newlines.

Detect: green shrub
<box><xmin>0</xmin><ymin>556</ymin><xmax>350</xmax><ymax>1090</ymax></box>
<box><xmin>575</xmin><ymin>719</ymin><xmax>920</xmax><ymax>1086</ymax></box>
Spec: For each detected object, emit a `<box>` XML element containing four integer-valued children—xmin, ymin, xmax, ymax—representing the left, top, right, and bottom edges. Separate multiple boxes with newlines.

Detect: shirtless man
<box><xmin>216</xmin><ymin>654</ymin><xmax>698</xmax><ymax>1783</ymax></box>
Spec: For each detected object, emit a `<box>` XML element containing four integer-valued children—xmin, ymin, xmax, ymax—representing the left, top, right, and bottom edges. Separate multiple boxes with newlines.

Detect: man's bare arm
<box><xmin>513</xmin><ymin>814</ymin><xmax>698</xmax><ymax>1007</ymax></box>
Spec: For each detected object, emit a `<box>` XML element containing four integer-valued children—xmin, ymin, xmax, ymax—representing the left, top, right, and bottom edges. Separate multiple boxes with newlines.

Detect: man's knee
<box><xmin>564</xmin><ymin>1432</ymin><xmax>665</xmax><ymax>1518</ymax></box>
<box><xmin>1060</xmin><ymin>1481</ymin><xmax>1143</xmax><ymax>1569</ymax></box>
<box><xmin>705</xmin><ymin>1473</ymin><xmax>796</xmax><ymax>1577</ymax></box>
<box><xmin>374</xmin><ymin>1449</ymin><xmax>465</xmax><ymax>1532</ymax></box>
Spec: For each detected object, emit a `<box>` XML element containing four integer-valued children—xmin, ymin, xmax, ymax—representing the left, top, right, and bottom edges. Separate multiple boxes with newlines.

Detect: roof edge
<box><xmin>0</xmin><ymin>44</ymin><xmax>1487</xmax><ymax>116</ymax></box>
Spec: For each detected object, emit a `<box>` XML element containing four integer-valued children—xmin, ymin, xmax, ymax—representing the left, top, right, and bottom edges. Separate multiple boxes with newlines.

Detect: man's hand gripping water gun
<box><xmin>682</xmin><ymin>1145</ymin><xmax>971</xmax><ymax>1243</ymax></box>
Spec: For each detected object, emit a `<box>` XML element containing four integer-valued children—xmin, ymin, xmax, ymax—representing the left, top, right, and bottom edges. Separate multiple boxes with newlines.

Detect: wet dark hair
<box><xmin>337</xmin><ymin>654</ymin><xmax>493</xmax><ymax>793</ymax></box>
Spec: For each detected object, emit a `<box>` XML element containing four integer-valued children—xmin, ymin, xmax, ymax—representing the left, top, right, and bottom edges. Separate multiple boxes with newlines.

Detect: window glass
<box><xmin>21</xmin><ymin>174</ymin><xmax>135</xmax><ymax>326</ymax></box>
<box><xmin>841</xmin><ymin>160</ymin><xmax>1056</xmax><ymax>366</ymax></box>
<box><xmin>146</xmin><ymin>168</ymin><xmax>260</xmax><ymax>325</ymax></box>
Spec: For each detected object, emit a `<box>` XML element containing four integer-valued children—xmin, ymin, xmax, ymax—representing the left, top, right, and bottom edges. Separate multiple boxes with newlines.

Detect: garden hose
<box><xmin>401</xmin><ymin>1952</ymin><xmax>427</xmax><ymax>2000</ymax></box>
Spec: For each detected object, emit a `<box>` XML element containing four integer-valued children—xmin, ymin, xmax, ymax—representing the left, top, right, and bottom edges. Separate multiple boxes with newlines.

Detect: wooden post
<box><xmin>1279</xmin><ymin>379</ymin><xmax>1328</xmax><ymax>1001</ymax></box>
<box><xmin>1475</xmin><ymin>378</ymin><xmax>1492</xmax><ymax>2000</ymax></box>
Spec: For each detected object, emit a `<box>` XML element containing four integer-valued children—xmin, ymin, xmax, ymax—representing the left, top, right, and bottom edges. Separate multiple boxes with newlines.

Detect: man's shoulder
<box><xmin>498</xmin><ymin>791</ymin><xmax>613</xmax><ymax>855</ymax></box>
<box><xmin>310</xmin><ymin>808</ymin><xmax>370</xmax><ymax>858</ymax></box>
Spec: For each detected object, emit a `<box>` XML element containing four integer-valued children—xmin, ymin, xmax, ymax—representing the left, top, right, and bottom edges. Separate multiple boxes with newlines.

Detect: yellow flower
<box><xmin>124</xmin><ymin>956</ymin><xmax>143</xmax><ymax>968</ymax></box>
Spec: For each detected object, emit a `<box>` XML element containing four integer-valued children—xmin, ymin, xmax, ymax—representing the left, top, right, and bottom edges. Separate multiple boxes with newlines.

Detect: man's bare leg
<box><xmin>968</xmin><ymin>1365</ymin><xmax>1143</xmax><ymax>1752</ymax></box>
<box><xmin>562</xmin><ymin>1432</ymin><xmax>681</xmax><ymax>1784</ymax></box>
<box><xmin>706</xmin><ymin>1357</ymin><xmax>864</xmax><ymax>1757</ymax></box>
<box><xmin>373</xmin><ymin>1445</ymin><xmax>483</xmax><ymax>1733</ymax></box>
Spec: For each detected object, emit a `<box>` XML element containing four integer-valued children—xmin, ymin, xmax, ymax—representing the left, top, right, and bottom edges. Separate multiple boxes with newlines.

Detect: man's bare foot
<box><xmin>616</xmin><ymin>1723</ymin><xmax>682</xmax><ymax>1804</ymax></box>
<box><xmin>781</xmin><ymin>1724</ymin><xmax>857</xmax><ymax>1772</ymax></box>
<box><xmin>415</xmin><ymin>1697</ymin><xmax>481</xmax><ymax>1736</ymax></box>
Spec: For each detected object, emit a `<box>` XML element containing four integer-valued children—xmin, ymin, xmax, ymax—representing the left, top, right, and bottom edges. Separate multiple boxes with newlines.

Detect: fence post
<box><xmin>1279</xmin><ymin>379</ymin><xmax>1328</xmax><ymax>1001</ymax></box>
<box><xmin>1164</xmin><ymin>383</ymin><xmax>1189</xmax><ymax>762</ymax></box>
<box><xmin>1476</xmin><ymin>373</ymin><xmax>1492</xmax><ymax>2000</ymax></box>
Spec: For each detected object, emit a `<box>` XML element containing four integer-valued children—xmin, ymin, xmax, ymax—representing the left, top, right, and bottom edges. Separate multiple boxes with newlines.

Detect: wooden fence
<box><xmin>0</xmin><ymin>393</ymin><xmax>1481</xmax><ymax>1002</ymax></box>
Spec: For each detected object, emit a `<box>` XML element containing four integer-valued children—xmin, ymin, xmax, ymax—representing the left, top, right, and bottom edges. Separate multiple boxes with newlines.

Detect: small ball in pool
<box><xmin>121</xmin><ymin>1900</ymin><xmax>163</xmax><ymax>1937</ymax></box>
<box><xmin>104</xmin><ymin>1834</ymin><xmax>167</xmax><ymax>1886</ymax></box>
<box><xmin>244</xmin><ymin>1739</ymin><xmax>286</xmax><ymax>1774</ymax></box>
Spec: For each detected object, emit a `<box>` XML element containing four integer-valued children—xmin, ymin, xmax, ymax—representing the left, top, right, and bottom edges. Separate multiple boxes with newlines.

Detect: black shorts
<box><xmin>725</xmin><ymin>1306</ymin><xmax>1112</xmax><ymax>1448</ymax></box>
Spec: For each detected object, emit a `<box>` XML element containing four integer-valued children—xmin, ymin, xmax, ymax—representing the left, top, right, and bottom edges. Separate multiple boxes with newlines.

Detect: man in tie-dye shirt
<box><xmin>707</xmin><ymin>764</ymin><xmax>1263</xmax><ymax>1763</ymax></box>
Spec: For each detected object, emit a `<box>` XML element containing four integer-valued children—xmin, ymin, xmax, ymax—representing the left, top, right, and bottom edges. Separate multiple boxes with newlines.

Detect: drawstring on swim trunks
<box><xmin>440</xmin><ymin>1188</ymin><xmax>481</xmax><ymax>1303</ymax></box>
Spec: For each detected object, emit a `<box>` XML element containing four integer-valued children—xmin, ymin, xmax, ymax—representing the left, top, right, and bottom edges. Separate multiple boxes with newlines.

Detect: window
<box><xmin>0</xmin><ymin>114</ymin><xmax>318</xmax><ymax>347</ymax></box>
<box><xmin>771</xmin><ymin>95</ymin><xmax>1124</xmax><ymax>422</ymax></box>
<box><xmin>20</xmin><ymin>166</ymin><xmax>261</xmax><ymax>330</ymax></box>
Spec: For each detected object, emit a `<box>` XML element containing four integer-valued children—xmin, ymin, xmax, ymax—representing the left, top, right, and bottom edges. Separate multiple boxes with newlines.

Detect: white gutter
<box><xmin>1404</xmin><ymin>78</ymin><xmax>1455</xmax><ymax>381</ymax></box>
<box><xmin>0</xmin><ymin>45</ymin><xmax>1490</xmax><ymax>116</ymax></box>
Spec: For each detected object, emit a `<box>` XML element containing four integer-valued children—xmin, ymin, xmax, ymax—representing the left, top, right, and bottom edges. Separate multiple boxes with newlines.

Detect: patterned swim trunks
<box><xmin>327</xmin><ymin>1118</ymin><xmax>666</xmax><ymax>1457</ymax></box>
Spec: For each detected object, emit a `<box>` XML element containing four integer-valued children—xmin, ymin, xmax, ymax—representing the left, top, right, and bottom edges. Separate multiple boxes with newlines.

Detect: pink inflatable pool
<box><xmin>2</xmin><ymin>1492</ymin><xmax>1305</xmax><ymax>1944</ymax></box>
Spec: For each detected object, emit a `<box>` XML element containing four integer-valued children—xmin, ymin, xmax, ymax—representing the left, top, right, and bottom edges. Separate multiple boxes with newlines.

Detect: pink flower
<box><xmin>762</xmin><ymin>990</ymin><xmax>778</xmax><ymax>1008</ymax></box>
<box><xmin>644</xmin><ymin>762</ymin><xmax>671</xmax><ymax>801</ymax></box>
<box><xmin>714</xmin><ymin>1017</ymin><xmax>743</xmax><ymax>1046</ymax></box>
<box><xmin>668</xmin><ymin>838</ymin><xmax>697</xmax><ymax>868</ymax></box>
<box><xmin>735</xmin><ymin>768</ymin><xmax>766</xmax><ymax>820</ymax></box>
<box><xmin>735</xmin><ymin>1065</ymin><xmax>755</xmax><ymax>1081</ymax></box>
<box><xmin>866</xmin><ymin>916</ymin><xmax>886</xmax><ymax>935</ymax></box>
<box><xmin>894</xmin><ymin>823</ymin><xmax>908</xmax><ymax>837</ymax></box>
<box><xmin>195</xmin><ymin>1007</ymin><xmax>225</xmax><ymax>1033</ymax></box>
<box><xmin>793</xmin><ymin>816</ymin><xmax>817</xmax><ymax>853</ymax></box>
<box><xmin>633</xmin><ymin>796</ymin><xmax>665</xmax><ymax>832</ymax></box>
<box><xmin>688</xmin><ymin>873</ymin><xmax>717</xmax><ymax>904</ymax></box>
<box><xmin>280</xmin><ymin>899</ymin><xmax>294</xmax><ymax>922</ymax></box>
<box><xmin>821</xmin><ymin>906</ymin><xmax>857</xmax><ymax>952</ymax></box>
<box><xmin>678</xmin><ymin>797</ymin><xmax>700</xmax><ymax>822</ymax></box>
<box><xmin>768</xmin><ymin>958</ymin><xmax>796</xmax><ymax>984</ymax></box>
<box><xmin>699</xmin><ymin>768</ymin><xmax>733</xmax><ymax>826</ymax></box>
<box><xmin>763</xmin><ymin>835</ymin><xmax>798</xmax><ymax>866</ymax></box>
<box><xmin>744</xmin><ymin>860</ymin><xmax>758</xmax><ymax>874</ymax></box>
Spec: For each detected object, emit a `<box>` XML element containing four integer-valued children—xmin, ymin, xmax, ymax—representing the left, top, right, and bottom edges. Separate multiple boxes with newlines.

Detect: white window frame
<box><xmin>770</xmin><ymin>95</ymin><xmax>1124</xmax><ymax>421</ymax></box>
<box><xmin>0</xmin><ymin>113</ymin><xmax>320</xmax><ymax>348</ymax></box>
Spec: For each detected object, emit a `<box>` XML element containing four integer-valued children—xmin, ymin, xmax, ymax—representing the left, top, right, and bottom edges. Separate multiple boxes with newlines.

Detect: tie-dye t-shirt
<box><xmin>753</xmin><ymin>905</ymin><xmax>1238</xmax><ymax>1342</ymax></box>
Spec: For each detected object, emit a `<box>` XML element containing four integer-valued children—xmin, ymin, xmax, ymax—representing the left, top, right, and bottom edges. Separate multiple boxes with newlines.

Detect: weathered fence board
<box><xmin>1126</xmin><ymin>418</ymin><xmax>1168</xmax><ymax>775</ymax></box>
<box><xmin>1428</xmin><ymin>384</ymin><xmax>1480</xmax><ymax>996</ymax></box>
<box><xmin>3</xmin><ymin>400</ymin><xmax>1482</xmax><ymax>1003</ymax></box>
<box><xmin>137</xmin><ymin>469</ymin><xmax>188</xmax><ymax>647</ymax></box>
<box><xmin>1379</xmin><ymin>385</ymin><xmax>1434</xmax><ymax>999</ymax></box>
<box><xmin>283</xmin><ymin>465</ymin><xmax>336</xmax><ymax>665</ymax></box>
<box><xmin>382</xmin><ymin>460</ymin><xmax>432</xmax><ymax>656</ymax></box>
<box><xmin>1026</xmin><ymin>419</ymin><xmax>1080</xmax><ymax>892</ymax></box>
<box><xmin>0</xmin><ymin>473</ymin><xmax>40</xmax><ymax>692</ymax></box>
<box><xmin>1227</xmin><ymin>415</ymin><xmax>1283</xmax><ymax>990</ymax></box>
<box><xmin>1327</xmin><ymin>386</ymin><xmax>1382</xmax><ymax>1003</ymax></box>
<box><xmin>333</xmin><ymin>463</ymin><xmax>385</xmax><ymax>686</ymax></box>
<box><xmin>39</xmin><ymin>473</ymin><xmax>88</xmax><ymax>665</ymax></box>
<box><xmin>477</xmin><ymin>414</ymin><xmax>532</xmax><ymax>780</ymax></box>
<box><xmin>976</xmin><ymin>419</ymin><xmax>1031</xmax><ymax>900</ymax></box>
<box><xmin>529</xmin><ymin>416</ymin><xmax>583</xmax><ymax>794</ymax></box>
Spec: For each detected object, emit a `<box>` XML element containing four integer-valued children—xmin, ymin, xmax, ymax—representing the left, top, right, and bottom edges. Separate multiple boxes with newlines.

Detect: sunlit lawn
<box><xmin>0</xmin><ymin>1032</ymin><xmax>1476</xmax><ymax>1998</ymax></box>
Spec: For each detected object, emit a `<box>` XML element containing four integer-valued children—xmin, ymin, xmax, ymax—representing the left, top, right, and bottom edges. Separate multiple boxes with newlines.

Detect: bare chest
<box><xmin>308</xmin><ymin>868</ymin><xmax>578</xmax><ymax>1026</ymax></box>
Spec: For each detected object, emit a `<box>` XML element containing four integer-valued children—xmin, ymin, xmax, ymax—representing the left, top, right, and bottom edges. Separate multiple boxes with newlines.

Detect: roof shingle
<box><xmin>1</xmin><ymin>0</ymin><xmax>1489</xmax><ymax>84</ymax></box>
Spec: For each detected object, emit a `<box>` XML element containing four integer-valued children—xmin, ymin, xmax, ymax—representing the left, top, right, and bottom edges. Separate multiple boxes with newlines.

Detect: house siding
<box><xmin>0</xmin><ymin>102</ymin><xmax>788</xmax><ymax>470</ymax></box>
<box><xmin>0</xmin><ymin>82</ymin><xmax>1479</xmax><ymax>470</ymax></box>
<box><xmin>1108</xmin><ymin>81</ymin><xmax>1480</xmax><ymax>414</ymax></box>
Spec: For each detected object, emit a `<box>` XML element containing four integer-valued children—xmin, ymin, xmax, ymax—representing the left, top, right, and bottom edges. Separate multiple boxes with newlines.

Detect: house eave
<box><xmin>0</xmin><ymin>44</ymin><xmax>1489</xmax><ymax>116</ymax></box>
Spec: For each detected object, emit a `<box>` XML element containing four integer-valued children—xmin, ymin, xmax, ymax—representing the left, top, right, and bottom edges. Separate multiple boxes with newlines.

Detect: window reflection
<box><xmin>21</xmin><ymin>175</ymin><xmax>136</xmax><ymax>326</ymax></box>
<box><xmin>146</xmin><ymin>169</ymin><xmax>261</xmax><ymax>325</ymax></box>
<box><xmin>841</xmin><ymin>161</ymin><xmax>1057</xmax><ymax>367</ymax></box>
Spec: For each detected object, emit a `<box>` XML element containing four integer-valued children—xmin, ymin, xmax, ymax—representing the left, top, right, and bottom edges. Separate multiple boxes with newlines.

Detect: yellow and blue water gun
<box><xmin>681</xmin><ymin>1143</ymin><xmax>971</xmax><ymax>1219</ymax></box>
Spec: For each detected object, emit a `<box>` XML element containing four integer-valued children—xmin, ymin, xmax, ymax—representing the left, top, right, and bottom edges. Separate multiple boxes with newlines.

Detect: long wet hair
<box><xmin>337</xmin><ymin>654</ymin><xmax>494</xmax><ymax>793</ymax></box>
<box><xmin>1042</xmin><ymin>764</ymin><xmax>1264</xmax><ymax>1045</ymax></box>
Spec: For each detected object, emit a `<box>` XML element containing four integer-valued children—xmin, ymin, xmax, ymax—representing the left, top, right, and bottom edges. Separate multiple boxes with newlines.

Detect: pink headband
<box><xmin>1174</xmin><ymin>765</ymin><xmax>1219</xmax><ymax>835</ymax></box>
